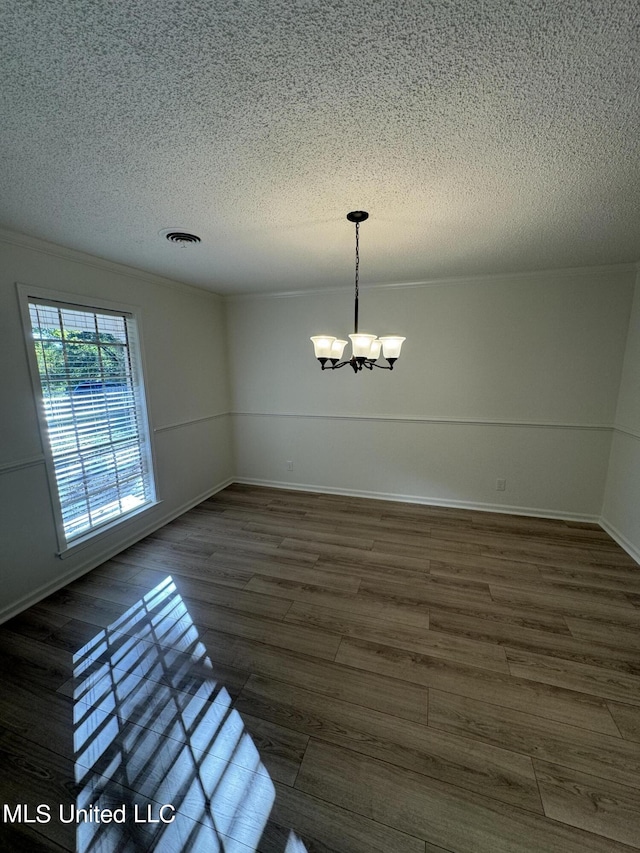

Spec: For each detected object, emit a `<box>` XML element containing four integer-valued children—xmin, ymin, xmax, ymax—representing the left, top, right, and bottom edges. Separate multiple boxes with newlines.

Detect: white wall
<box><xmin>0</xmin><ymin>230</ymin><xmax>233</xmax><ymax>621</ymax></box>
<box><xmin>227</xmin><ymin>267</ymin><xmax>634</xmax><ymax>519</ymax></box>
<box><xmin>602</xmin><ymin>272</ymin><xmax>640</xmax><ymax>560</ymax></box>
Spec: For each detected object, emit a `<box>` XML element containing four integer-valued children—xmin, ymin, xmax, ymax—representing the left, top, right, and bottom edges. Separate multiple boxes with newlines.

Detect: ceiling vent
<box><xmin>159</xmin><ymin>228</ymin><xmax>201</xmax><ymax>247</ymax></box>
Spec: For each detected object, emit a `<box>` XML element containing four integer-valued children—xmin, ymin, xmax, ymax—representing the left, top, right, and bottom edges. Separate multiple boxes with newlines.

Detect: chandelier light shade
<box><xmin>310</xmin><ymin>211</ymin><xmax>406</xmax><ymax>372</ymax></box>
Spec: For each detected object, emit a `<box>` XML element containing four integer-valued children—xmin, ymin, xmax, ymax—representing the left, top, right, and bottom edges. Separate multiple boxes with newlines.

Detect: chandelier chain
<box><xmin>355</xmin><ymin>221</ymin><xmax>360</xmax><ymax>301</ymax></box>
<box><xmin>354</xmin><ymin>221</ymin><xmax>360</xmax><ymax>333</ymax></box>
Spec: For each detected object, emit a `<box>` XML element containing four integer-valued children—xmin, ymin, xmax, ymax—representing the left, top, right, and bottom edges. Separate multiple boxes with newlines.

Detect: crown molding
<box><xmin>0</xmin><ymin>227</ymin><xmax>224</xmax><ymax>301</ymax></box>
<box><xmin>224</xmin><ymin>261</ymin><xmax>638</xmax><ymax>301</ymax></box>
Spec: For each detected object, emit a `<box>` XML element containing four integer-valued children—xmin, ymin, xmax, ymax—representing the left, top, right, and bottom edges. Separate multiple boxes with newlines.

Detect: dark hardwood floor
<box><xmin>1</xmin><ymin>484</ymin><xmax>640</xmax><ymax>852</ymax></box>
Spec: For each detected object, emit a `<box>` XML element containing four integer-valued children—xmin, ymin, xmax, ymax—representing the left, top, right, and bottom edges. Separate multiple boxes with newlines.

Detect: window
<box><xmin>24</xmin><ymin>294</ymin><xmax>156</xmax><ymax>550</ymax></box>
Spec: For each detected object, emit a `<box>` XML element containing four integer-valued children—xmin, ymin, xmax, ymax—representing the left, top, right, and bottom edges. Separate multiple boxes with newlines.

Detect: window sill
<box><xmin>56</xmin><ymin>500</ymin><xmax>163</xmax><ymax>559</ymax></box>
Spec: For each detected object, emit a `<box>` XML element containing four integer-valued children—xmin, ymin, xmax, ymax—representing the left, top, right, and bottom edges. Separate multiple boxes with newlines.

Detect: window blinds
<box><xmin>28</xmin><ymin>299</ymin><xmax>155</xmax><ymax>543</ymax></box>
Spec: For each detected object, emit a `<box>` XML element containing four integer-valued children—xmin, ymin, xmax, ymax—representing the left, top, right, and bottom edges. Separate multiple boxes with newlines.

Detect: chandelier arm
<box><xmin>318</xmin><ymin>358</ymin><xmax>394</xmax><ymax>371</ymax></box>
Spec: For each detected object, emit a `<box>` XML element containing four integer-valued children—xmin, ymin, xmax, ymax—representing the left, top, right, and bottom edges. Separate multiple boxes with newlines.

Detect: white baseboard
<box><xmin>0</xmin><ymin>476</ymin><xmax>234</xmax><ymax>625</ymax></box>
<box><xmin>598</xmin><ymin>517</ymin><xmax>640</xmax><ymax>565</ymax></box>
<box><xmin>232</xmin><ymin>477</ymin><xmax>600</xmax><ymax>523</ymax></box>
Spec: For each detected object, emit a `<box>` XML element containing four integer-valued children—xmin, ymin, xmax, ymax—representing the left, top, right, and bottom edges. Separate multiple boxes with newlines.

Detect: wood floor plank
<box><xmin>246</xmin><ymin>520</ymin><xmax>376</xmax><ymax>551</ymax></box>
<box><xmin>223</xmin><ymin>504</ymin><xmax>314</xmax><ymax>522</ymax></box>
<box><xmin>0</xmin><ymin>679</ymin><xmax>74</xmax><ymax>758</ymax></box>
<box><xmin>89</xmin><ymin>557</ymin><xmax>145</xmax><ymax>582</ymax></box>
<box><xmin>138</xmin><ymin>556</ymin><xmax>256</xmax><ymax>590</ymax></box>
<box><xmin>0</xmin><ymin>731</ymin><xmax>77</xmax><ymax>852</ymax></box>
<box><xmin>565</xmin><ymin>618</ymin><xmax>640</xmax><ymax>651</ymax></box>
<box><xmin>0</xmin><ymin>824</ymin><xmax>73</xmax><ymax>852</ymax></box>
<box><xmin>57</xmin><ymin>645</ymin><xmax>249</xmax><ymax>711</ymax></box>
<box><xmin>188</xmin><ymin>526</ymin><xmax>286</xmax><ymax>549</ymax></box>
<box><xmin>156</xmin><ymin>600</ymin><xmax>342</xmax><ymax>661</ymax></box>
<box><xmin>335</xmin><ymin>637</ymin><xmax>620</xmax><ymax>734</ymax></box>
<box><xmin>201</xmin><ymin>629</ymin><xmax>430</xmax><ymax>723</ymax></box>
<box><xmin>539</xmin><ymin>566</ymin><xmax>640</xmax><ymax>595</ymax></box>
<box><xmin>471</xmin><ymin>518</ymin><xmax>615</xmax><ymax>547</ymax></box>
<box><xmin>429</xmin><ymin>557</ymin><xmax>546</xmax><ymax>585</ymax></box>
<box><xmin>315</xmin><ymin>554</ymin><xmax>432</xmax><ymax>584</ymax></box>
<box><xmin>588</xmin><ymin>549</ymin><xmax>639</xmax><ymax>567</ymax></box>
<box><xmin>537</xmin><ymin>580</ymin><xmax>639</xmax><ymax>605</ymax></box>
<box><xmin>235</xmin><ymin>674</ymin><xmax>542</xmax><ymax>811</ymax></box>
<box><xmin>115</xmin><ymin>537</ymin><xmax>320</xmax><ymax>584</ymax></box>
<box><xmin>506</xmin><ymin>649</ymin><xmax>640</xmax><ymax>705</ymax></box>
<box><xmin>429</xmin><ymin>691</ymin><xmax>640</xmax><ymax>790</ymax></box>
<box><xmin>359</xmin><ymin>575</ymin><xmax>496</xmax><ymax>607</ymax></box>
<box><xmin>608</xmin><ymin>703</ymin><xmax>640</xmax><ymax>743</ymax></box>
<box><xmin>278</xmin><ymin>536</ymin><xmax>431</xmax><ymax>571</ymax></box>
<box><xmin>211</xmin><ymin>539</ymin><xmax>321</xmax><ymax>569</ymax></box>
<box><xmin>429</xmin><ymin>608</ymin><xmax>640</xmax><ymax>676</ymax></box>
<box><xmin>219</xmin><ymin>507</ymin><xmax>324</xmax><ymax>528</ymax></box>
<box><xmin>2</xmin><ymin>605</ymin><xmax>70</xmax><ymax>643</ymax></box>
<box><xmin>211</xmin><ymin>543</ymin><xmax>325</xmax><ymax>576</ymax></box>
<box><xmin>32</xmin><ymin>587</ymin><xmax>132</xmax><ymax>630</ymax></box>
<box><xmin>247</xmin><ymin>559</ymin><xmax>363</xmax><ymax>592</ymax></box>
<box><xmin>489</xmin><ymin>584</ymin><xmax>639</xmax><ymax>619</ymax></box>
<box><xmin>410</xmin><ymin>588</ymin><xmax>573</xmax><ymax>634</ymax></box>
<box><xmin>335</xmin><ymin>519</ymin><xmax>434</xmax><ymax>545</ymax></box>
<box><xmin>427</xmin><ymin>548</ymin><xmax>548</xmax><ymax>572</ymax></box>
<box><xmin>240</xmin><ymin>500</ymin><xmax>344</xmax><ymax>524</ymax></box>
<box><xmin>381</xmin><ymin>503</ymin><xmax>473</xmax><ymax>523</ymax></box>
<box><xmin>113</xmin><ymin>544</ymin><xmax>257</xmax><ymax>588</ymax></box>
<box><xmin>69</xmin><ymin>673</ymin><xmax>305</xmax><ymax>790</ymax></box>
<box><xmin>121</xmin><ymin>566</ymin><xmax>294</xmax><ymax>619</ymax></box>
<box><xmin>534</xmin><ymin>759</ymin><xmax>640</xmax><ymax>848</ymax></box>
<box><xmin>284</xmin><ymin>600</ymin><xmax>509</xmax><ymax>672</ymax></box>
<box><xmin>56</xmin><ymin>623</ymin><xmax>251</xmax><ymax>705</ymax></box>
<box><xmin>245</xmin><ymin>575</ymin><xmax>431</xmax><ymax>630</ymax></box>
<box><xmin>239</xmin><ymin>712</ymin><xmax>309</xmax><ymax>786</ymax></box>
<box><xmin>207</xmin><ymin>484</ymin><xmax>277</xmax><ymax>507</ymax></box>
<box><xmin>0</xmin><ymin>631</ymin><xmax>73</xmax><ymax>693</ymax></box>
<box><xmin>295</xmin><ymin>738</ymin><xmax>635</xmax><ymax>853</ymax></box>
<box><xmin>290</xmin><ymin>508</ymin><xmax>385</xmax><ymax>528</ymax></box>
<box><xmin>64</xmin><ymin>572</ymin><xmax>169</xmax><ymax>609</ymax></box>
<box><xmin>274</xmin><ymin>493</ymin><xmax>386</xmax><ymax>515</ymax></box>
<box><xmin>372</xmin><ymin>537</ymin><xmax>483</xmax><ymax>558</ymax></box>
<box><xmin>266</xmin><ymin>780</ymin><xmax>425</xmax><ymax>853</ymax></box>
<box><xmin>483</xmin><ymin>546</ymin><xmax>622</xmax><ymax>571</ymax></box>
<box><xmin>431</xmin><ymin>525</ymin><xmax>617</xmax><ymax>555</ymax></box>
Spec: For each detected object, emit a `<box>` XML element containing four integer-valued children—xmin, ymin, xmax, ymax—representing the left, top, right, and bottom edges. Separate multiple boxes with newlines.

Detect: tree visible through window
<box><xmin>28</xmin><ymin>299</ymin><xmax>156</xmax><ymax>545</ymax></box>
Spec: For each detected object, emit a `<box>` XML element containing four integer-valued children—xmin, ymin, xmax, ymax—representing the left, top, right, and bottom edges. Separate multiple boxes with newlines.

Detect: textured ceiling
<box><xmin>1</xmin><ymin>1</ymin><xmax>639</xmax><ymax>294</ymax></box>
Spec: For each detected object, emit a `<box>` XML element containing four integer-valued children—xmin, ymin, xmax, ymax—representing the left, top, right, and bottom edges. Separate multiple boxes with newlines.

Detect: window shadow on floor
<box><xmin>71</xmin><ymin>575</ymin><xmax>308</xmax><ymax>852</ymax></box>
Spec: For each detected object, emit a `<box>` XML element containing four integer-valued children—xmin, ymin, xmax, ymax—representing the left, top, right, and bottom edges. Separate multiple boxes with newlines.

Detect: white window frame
<box><xmin>17</xmin><ymin>284</ymin><xmax>159</xmax><ymax>556</ymax></box>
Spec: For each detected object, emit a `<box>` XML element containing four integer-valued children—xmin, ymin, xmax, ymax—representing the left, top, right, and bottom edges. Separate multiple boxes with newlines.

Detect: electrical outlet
<box><xmin>286</xmin><ymin>460</ymin><xmax>293</xmax><ymax>471</ymax></box>
<box><xmin>496</xmin><ymin>478</ymin><xmax>506</xmax><ymax>491</ymax></box>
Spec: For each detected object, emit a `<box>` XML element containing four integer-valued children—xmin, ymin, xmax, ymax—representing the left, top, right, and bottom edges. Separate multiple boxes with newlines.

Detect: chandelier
<box><xmin>310</xmin><ymin>211</ymin><xmax>406</xmax><ymax>372</ymax></box>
